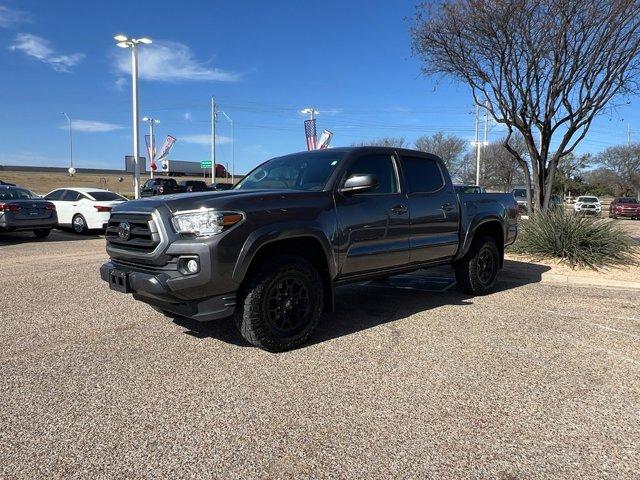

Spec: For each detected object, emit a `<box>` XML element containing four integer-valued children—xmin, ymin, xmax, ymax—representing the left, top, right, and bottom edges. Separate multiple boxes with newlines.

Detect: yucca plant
<box><xmin>511</xmin><ymin>209</ymin><xmax>633</xmax><ymax>269</ymax></box>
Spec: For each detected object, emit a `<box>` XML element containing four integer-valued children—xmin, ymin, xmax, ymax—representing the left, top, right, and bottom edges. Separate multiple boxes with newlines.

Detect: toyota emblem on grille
<box><xmin>118</xmin><ymin>222</ymin><xmax>131</xmax><ymax>240</ymax></box>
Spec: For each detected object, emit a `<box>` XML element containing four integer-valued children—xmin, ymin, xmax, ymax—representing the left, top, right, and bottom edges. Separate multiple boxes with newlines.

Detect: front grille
<box><xmin>106</xmin><ymin>213</ymin><xmax>160</xmax><ymax>253</ymax></box>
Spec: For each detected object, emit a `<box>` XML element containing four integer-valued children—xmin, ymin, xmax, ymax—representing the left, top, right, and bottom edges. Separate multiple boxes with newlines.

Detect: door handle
<box><xmin>441</xmin><ymin>202</ymin><xmax>454</xmax><ymax>212</ymax></box>
<box><xmin>391</xmin><ymin>204</ymin><xmax>408</xmax><ymax>215</ymax></box>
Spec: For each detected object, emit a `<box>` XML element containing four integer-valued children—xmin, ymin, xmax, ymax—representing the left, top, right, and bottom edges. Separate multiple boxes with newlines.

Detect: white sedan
<box><xmin>44</xmin><ymin>187</ymin><xmax>127</xmax><ymax>233</ymax></box>
<box><xmin>573</xmin><ymin>195</ymin><xmax>602</xmax><ymax>215</ymax></box>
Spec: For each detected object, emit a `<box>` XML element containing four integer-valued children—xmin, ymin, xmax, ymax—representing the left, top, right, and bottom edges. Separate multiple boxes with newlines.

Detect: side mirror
<box><xmin>340</xmin><ymin>173</ymin><xmax>379</xmax><ymax>194</ymax></box>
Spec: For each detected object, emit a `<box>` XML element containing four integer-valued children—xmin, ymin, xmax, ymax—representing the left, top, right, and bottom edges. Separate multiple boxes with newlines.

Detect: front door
<box><xmin>335</xmin><ymin>153</ymin><xmax>410</xmax><ymax>277</ymax></box>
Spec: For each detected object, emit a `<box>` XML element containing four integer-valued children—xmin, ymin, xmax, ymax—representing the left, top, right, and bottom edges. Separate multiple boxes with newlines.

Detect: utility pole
<box><xmin>61</xmin><ymin>112</ymin><xmax>73</xmax><ymax>173</ymax></box>
<box><xmin>474</xmin><ymin>104</ymin><xmax>481</xmax><ymax>186</ymax></box>
<box><xmin>221</xmin><ymin>110</ymin><xmax>234</xmax><ymax>185</ymax></box>
<box><xmin>211</xmin><ymin>97</ymin><xmax>217</xmax><ymax>187</ymax></box>
<box><xmin>483</xmin><ymin>101</ymin><xmax>488</xmax><ymax>182</ymax></box>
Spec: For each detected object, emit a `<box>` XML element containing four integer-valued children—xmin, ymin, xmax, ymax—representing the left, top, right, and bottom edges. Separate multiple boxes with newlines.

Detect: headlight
<box><xmin>171</xmin><ymin>209</ymin><xmax>244</xmax><ymax>237</ymax></box>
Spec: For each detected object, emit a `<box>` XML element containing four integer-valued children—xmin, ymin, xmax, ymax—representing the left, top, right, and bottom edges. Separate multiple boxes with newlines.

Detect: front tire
<box><xmin>33</xmin><ymin>229</ymin><xmax>51</xmax><ymax>238</ymax></box>
<box><xmin>454</xmin><ymin>236</ymin><xmax>500</xmax><ymax>295</ymax></box>
<box><xmin>72</xmin><ymin>214</ymin><xmax>88</xmax><ymax>234</ymax></box>
<box><xmin>235</xmin><ymin>256</ymin><xmax>323</xmax><ymax>352</ymax></box>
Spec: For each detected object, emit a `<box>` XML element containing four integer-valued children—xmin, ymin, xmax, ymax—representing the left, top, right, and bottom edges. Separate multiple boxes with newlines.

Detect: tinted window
<box><xmin>0</xmin><ymin>187</ymin><xmax>38</xmax><ymax>200</ymax></box>
<box><xmin>89</xmin><ymin>191</ymin><xmax>126</xmax><ymax>201</ymax></box>
<box><xmin>61</xmin><ymin>190</ymin><xmax>84</xmax><ymax>201</ymax></box>
<box><xmin>617</xmin><ymin>197</ymin><xmax>638</xmax><ymax>204</ymax></box>
<box><xmin>400</xmin><ymin>156</ymin><xmax>444</xmax><ymax>193</ymax></box>
<box><xmin>236</xmin><ymin>151</ymin><xmax>345</xmax><ymax>191</ymax></box>
<box><xmin>345</xmin><ymin>154</ymin><xmax>398</xmax><ymax>194</ymax></box>
<box><xmin>158</xmin><ymin>178</ymin><xmax>177</xmax><ymax>186</ymax></box>
<box><xmin>45</xmin><ymin>190</ymin><xmax>64</xmax><ymax>200</ymax></box>
<box><xmin>512</xmin><ymin>189</ymin><xmax>526</xmax><ymax>198</ymax></box>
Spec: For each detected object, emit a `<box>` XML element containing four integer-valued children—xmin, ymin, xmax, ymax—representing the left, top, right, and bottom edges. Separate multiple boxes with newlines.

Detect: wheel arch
<box><xmin>233</xmin><ymin>228</ymin><xmax>336</xmax><ymax>313</ymax></box>
<box><xmin>458</xmin><ymin>217</ymin><xmax>505</xmax><ymax>267</ymax></box>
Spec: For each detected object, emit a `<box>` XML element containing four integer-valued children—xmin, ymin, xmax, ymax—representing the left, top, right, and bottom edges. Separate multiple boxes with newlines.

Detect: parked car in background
<box><xmin>609</xmin><ymin>197</ymin><xmax>640</xmax><ymax>219</ymax></box>
<box><xmin>573</xmin><ymin>196</ymin><xmax>601</xmax><ymax>215</ymax></box>
<box><xmin>140</xmin><ymin>178</ymin><xmax>188</xmax><ymax>197</ymax></box>
<box><xmin>511</xmin><ymin>187</ymin><xmax>528</xmax><ymax>213</ymax></box>
<box><xmin>0</xmin><ymin>180</ymin><xmax>16</xmax><ymax>186</ymax></box>
<box><xmin>454</xmin><ymin>184</ymin><xmax>486</xmax><ymax>194</ymax></box>
<box><xmin>0</xmin><ymin>185</ymin><xmax>57</xmax><ymax>238</ymax></box>
<box><xmin>178</xmin><ymin>180</ymin><xmax>210</xmax><ymax>192</ymax></box>
<box><xmin>45</xmin><ymin>188</ymin><xmax>127</xmax><ymax>233</ymax></box>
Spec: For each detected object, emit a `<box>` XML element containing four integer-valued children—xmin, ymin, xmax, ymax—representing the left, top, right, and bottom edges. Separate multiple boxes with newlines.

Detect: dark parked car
<box><xmin>0</xmin><ymin>185</ymin><xmax>57</xmax><ymax>238</ymax></box>
<box><xmin>0</xmin><ymin>180</ymin><xmax>16</xmax><ymax>186</ymax></box>
<box><xmin>101</xmin><ymin>147</ymin><xmax>518</xmax><ymax>351</ymax></box>
<box><xmin>179</xmin><ymin>180</ymin><xmax>210</xmax><ymax>192</ymax></box>
<box><xmin>609</xmin><ymin>197</ymin><xmax>640</xmax><ymax>219</ymax></box>
<box><xmin>140</xmin><ymin>178</ymin><xmax>187</xmax><ymax>197</ymax></box>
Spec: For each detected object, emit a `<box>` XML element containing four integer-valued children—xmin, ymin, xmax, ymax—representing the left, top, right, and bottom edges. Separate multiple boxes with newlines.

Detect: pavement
<box><xmin>1</xmin><ymin>230</ymin><xmax>640</xmax><ymax>479</ymax></box>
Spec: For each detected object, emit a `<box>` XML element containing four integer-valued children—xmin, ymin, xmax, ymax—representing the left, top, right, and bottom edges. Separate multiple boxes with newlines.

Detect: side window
<box><xmin>45</xmin><ymin>190</ymin><xmax>64</xmax><ymax>200</ymax></box>
<box><xmin>345</xmin><ymin>154</ymin><xmax>398</xmax><ymax>194</ymax></box>
<box><xmin>61</xmin><ymin>190</ymin><xmax>82</xmax><ymax>201</ymax></box>
<box><xmin>400</xmin><ymin>156</ymin><xmax>445</xmax><ymax>193</ymax></box>
<box><xmin>144</xmin><ymin>180</ymin><xmax>154</xmax><ymax>188</ymax></box>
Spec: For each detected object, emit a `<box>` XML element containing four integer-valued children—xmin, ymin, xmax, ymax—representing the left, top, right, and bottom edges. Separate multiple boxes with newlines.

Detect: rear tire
<box><xmin>235</xmin><ymin>256</ymin><xmax>323</xmax><ymax>352</ymax></box>
<box><xmin>454</xmin><ymin>236</ymin><xmax>500</xmax><ymax>295</ymax></box>
<box><xmin>72</xmin><ymin>214</ymin><xmax>88</xmax><ymax>234</ymax></box>
<box><xmin>34</xmin><ymin>229</ymin><xmax>51</xmax><ymax>238</ymax></box>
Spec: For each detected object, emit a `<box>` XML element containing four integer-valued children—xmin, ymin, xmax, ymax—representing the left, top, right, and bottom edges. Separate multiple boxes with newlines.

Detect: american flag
<box><xmin>304</xmin><ymin>119</ymin><xmax>317</xmax><ymax>150</ymax></box>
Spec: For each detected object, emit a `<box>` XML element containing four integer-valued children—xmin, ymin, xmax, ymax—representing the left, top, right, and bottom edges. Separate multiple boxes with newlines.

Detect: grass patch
<box><xmin>511</xmin><ymin>210</ymin><xmax>633</xmax><ymax>269</ymax></box>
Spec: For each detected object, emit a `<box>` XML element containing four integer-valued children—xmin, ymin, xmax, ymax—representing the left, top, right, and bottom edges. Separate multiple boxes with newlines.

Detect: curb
<box><xmin>539</xmin><ymin>272</ymin><xmax>640</xmax><ymax>290</ymax></box>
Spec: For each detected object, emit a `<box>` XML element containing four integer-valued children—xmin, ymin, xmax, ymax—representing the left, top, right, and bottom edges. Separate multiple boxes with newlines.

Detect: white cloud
<box><xmin>63</xmin><ymin>120</ymin><xmax>124</xmax><ymax>133</ymax></box>
<box><xmin>184</xmin><ymin>112</ymin><xmax>192</xmax><ymax>122</ymax></box>
<box><xmin>180</xmin><ymin>134</ymin><xmax>232</xmax><ymax>145</ymax></box>
<box><xmin>9</xmin><ymin>33</ymin><xmax>84</xmax><ymax>72</ymax></box>
<box><xmin>0</xmin><ymin>5</ymin><xmax>29</xmax><ymax>28</ymax></box>
<box><xmin>114</xmin><ymin>40</ymin><xmax>239</xmax><ymax>83</ymax></box>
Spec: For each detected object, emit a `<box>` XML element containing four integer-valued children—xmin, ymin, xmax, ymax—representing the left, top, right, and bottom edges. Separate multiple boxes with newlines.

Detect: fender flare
<box><xmin>231</xmin><ymin>222</ymin><xmax>337</xmax><ymax>284</ymax></box>
<box><xmin>456</xmin><ymin>215</ymin><xmax>505</xmax><ymax>261</ymax></box>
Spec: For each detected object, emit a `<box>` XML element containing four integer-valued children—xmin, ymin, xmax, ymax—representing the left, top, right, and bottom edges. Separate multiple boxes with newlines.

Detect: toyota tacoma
<box><xmin>101</xmin><ymin>147</ymin><xmax>518</xmax><ymax>351</ymax></box>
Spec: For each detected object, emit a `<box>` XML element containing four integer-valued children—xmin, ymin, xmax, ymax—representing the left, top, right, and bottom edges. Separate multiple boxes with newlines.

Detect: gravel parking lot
<box><xmin>1</xmin><ymin>230</ymin><xmax>640</xmax><ymax>479</ymax></box>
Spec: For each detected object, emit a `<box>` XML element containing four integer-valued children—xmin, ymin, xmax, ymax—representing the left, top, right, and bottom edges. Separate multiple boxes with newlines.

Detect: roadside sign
<box><xmin>200</xmin><ymin>160</ymin><xmax>212</xmax><ymax>168</ymax></box>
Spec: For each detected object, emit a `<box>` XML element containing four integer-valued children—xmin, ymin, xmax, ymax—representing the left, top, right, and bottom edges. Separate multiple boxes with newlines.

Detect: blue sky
<box><xmin>1</xmin><ymin>0</ymin><xmax>639</xmax><ymax>174</ymax></box>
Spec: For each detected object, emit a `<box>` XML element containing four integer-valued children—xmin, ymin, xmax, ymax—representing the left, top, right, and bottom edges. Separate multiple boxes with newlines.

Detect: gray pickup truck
<box><xmin>101</xmin><ymin>147</ymin><xmax>518</xmax><ymax>351</ymax></box>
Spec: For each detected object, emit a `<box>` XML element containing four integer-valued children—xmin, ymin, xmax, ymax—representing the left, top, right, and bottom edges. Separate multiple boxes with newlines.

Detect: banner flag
<box><xmin>145</xmin><ymin>134</ymin><xmax>157</xmax><ymax>170</ymax></box>
<box><xmin>317</xmin><ymin>129</ymin><xmax>333</xmax><ymax>149</ymax></box>
<box><xmin>156</xmin><ymin>135</ymin><xmax>177</xmax><ymax>163</ymax></box>
<box><xmin>304</xmin><ymin>119</ymin><xmax>317</xmax><ymax>151</ymax></box>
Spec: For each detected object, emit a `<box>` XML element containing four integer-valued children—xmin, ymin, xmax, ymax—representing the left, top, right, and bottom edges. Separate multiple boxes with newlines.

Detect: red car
<box><xmin>609</xmin><ymin>197</ymin><xmax>640</xmax><ymax>219</ymax></box>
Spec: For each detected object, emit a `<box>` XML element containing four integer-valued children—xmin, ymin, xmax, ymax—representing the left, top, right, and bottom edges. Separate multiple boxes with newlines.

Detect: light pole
<box><xmin>300</xmin><ymin>107</ymin><xmax>319</xmax><ymax>121</ymax></box>
<box><xmin>143</xmin><ymin>117</ymin><xmax>159</xmax><ymax>179</ymax></box>
<box><xmin>220</xmin><ymin>110</ymin><xmax>234</xmax><ymax>185</ymax></box>
<box><xmin>114</xmin><ymin>34</ymin><xmax>152</xmax><ymax>199</ymax></box>
<box><xmin>61</xmin><ymin>112</ymin><xmax>73</xmax><ymax>174</ymax></box>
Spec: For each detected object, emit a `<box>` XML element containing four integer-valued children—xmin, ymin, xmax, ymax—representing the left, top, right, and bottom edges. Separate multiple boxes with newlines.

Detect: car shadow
<box><xmin>170</xmin><ymin>260</ymin><xmax>551</xmax><ymax>349</ymax></box>
<box><xmin>0</xmin><ymin>228</ymin><xmax>103</xmax><ymax>246</ymax></box>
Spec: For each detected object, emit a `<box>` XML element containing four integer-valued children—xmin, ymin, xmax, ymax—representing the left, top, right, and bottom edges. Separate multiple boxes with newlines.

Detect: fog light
<box><xmin>186</xmin><ymin>259</ymin><xmax>199</xmax><ymax>273</ymax></box>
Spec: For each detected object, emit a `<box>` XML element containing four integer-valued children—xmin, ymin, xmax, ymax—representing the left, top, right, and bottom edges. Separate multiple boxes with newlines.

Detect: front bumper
<box><xmin>613</xmin><ymin>210</ymin><xmax>639</xmax><ymax>217</ymax></box>
<box><xmin>100</xmin><ymin>260</ymin><xmax>236</xmax><ymax>321</ymax></box>
<box><xmin>0</xmin><ymin>215</ymin><xmax>57</xmax><ymax>231</ymax></box>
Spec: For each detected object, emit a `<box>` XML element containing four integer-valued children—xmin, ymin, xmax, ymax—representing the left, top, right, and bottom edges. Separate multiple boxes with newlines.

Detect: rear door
<box><xmin>398</xmin><ymin>155</ymin><xmax>460</xmax><ymax>264</ymax></box>
<box><xmin>334</xmin><ymin>152</ymin><xmax>410</xmax><ymax>276</ymax></box>
<box><xmin>57</xmin><ymin>190</ymin><xmax>84</xmax><ymax>225</ymax></box>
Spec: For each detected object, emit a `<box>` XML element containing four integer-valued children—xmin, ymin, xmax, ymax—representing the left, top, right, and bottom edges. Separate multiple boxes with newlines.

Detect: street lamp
<box><xmin>142</xmin><ymin>117</ymin><xmax>160</xmax><ymax>179</ymax></box>
<box><xmin>60</xmin><ymin>112</ymin><xmax>73</xmax><ymax>175</ymax></box>
<box><xmin>114</xmin><ymin>34</ymin><xmax>152</xmax><ymax>199</ymax></box>
<box><xmin>220</xmin><ymin>110</ymin><xmax>234</xmax><ymax>185</ymax></box>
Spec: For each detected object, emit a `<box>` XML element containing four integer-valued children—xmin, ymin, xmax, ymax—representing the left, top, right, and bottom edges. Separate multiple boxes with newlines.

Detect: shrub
<box><xmin>511</xmin><ymin>210</ymin><xmax>633</xmax><ymax>269</ymax></box>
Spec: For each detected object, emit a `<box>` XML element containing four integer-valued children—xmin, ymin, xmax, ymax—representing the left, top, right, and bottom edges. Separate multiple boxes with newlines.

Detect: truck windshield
<box><xmin>236</xmin><ymin>151</ymin><xmax>345</xmax><ymax>191</ymax></box>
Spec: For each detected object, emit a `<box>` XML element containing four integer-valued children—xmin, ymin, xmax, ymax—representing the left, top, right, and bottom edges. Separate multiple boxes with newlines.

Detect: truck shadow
<box><xmin>173</xmin><ymin>260</ymin><xmax>551</xmax><ymax>349</ymax></box>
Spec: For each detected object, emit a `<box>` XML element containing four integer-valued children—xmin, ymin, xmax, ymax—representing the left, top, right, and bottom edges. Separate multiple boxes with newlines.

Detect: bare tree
<box><xmin>352</xmin><ymin>137</ymin><xmax>407</xmax><ymax>148</ymax></box>
<box><xmin>595</xmin><ymin>143</ymin><xmax>640</xmax><ymax>196</ymax></box>
<box><xmin>414</xmin><ymin>131</ymin><xmax>468</xmax><ymax>177</ymax></box>
<box><xmin>481</xmin><ymin>136</ymin><xmax>529</xmax><ymax>191</ymax></box>
<box><xmin>411</xmin><ymin>0</ymin><xmax>640</xmax><ymax>212</ymax></box>
<box><xmin>554</xmin><ymin>152</ymin><xmax>591</xmax><ymax>195</ymax></box>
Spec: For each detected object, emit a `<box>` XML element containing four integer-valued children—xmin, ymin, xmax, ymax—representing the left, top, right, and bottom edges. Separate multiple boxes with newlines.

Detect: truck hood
<box><xmin>112</xmin><ymin>189</ymin><xmax>318</xmax><ymax>214</ymax></box>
